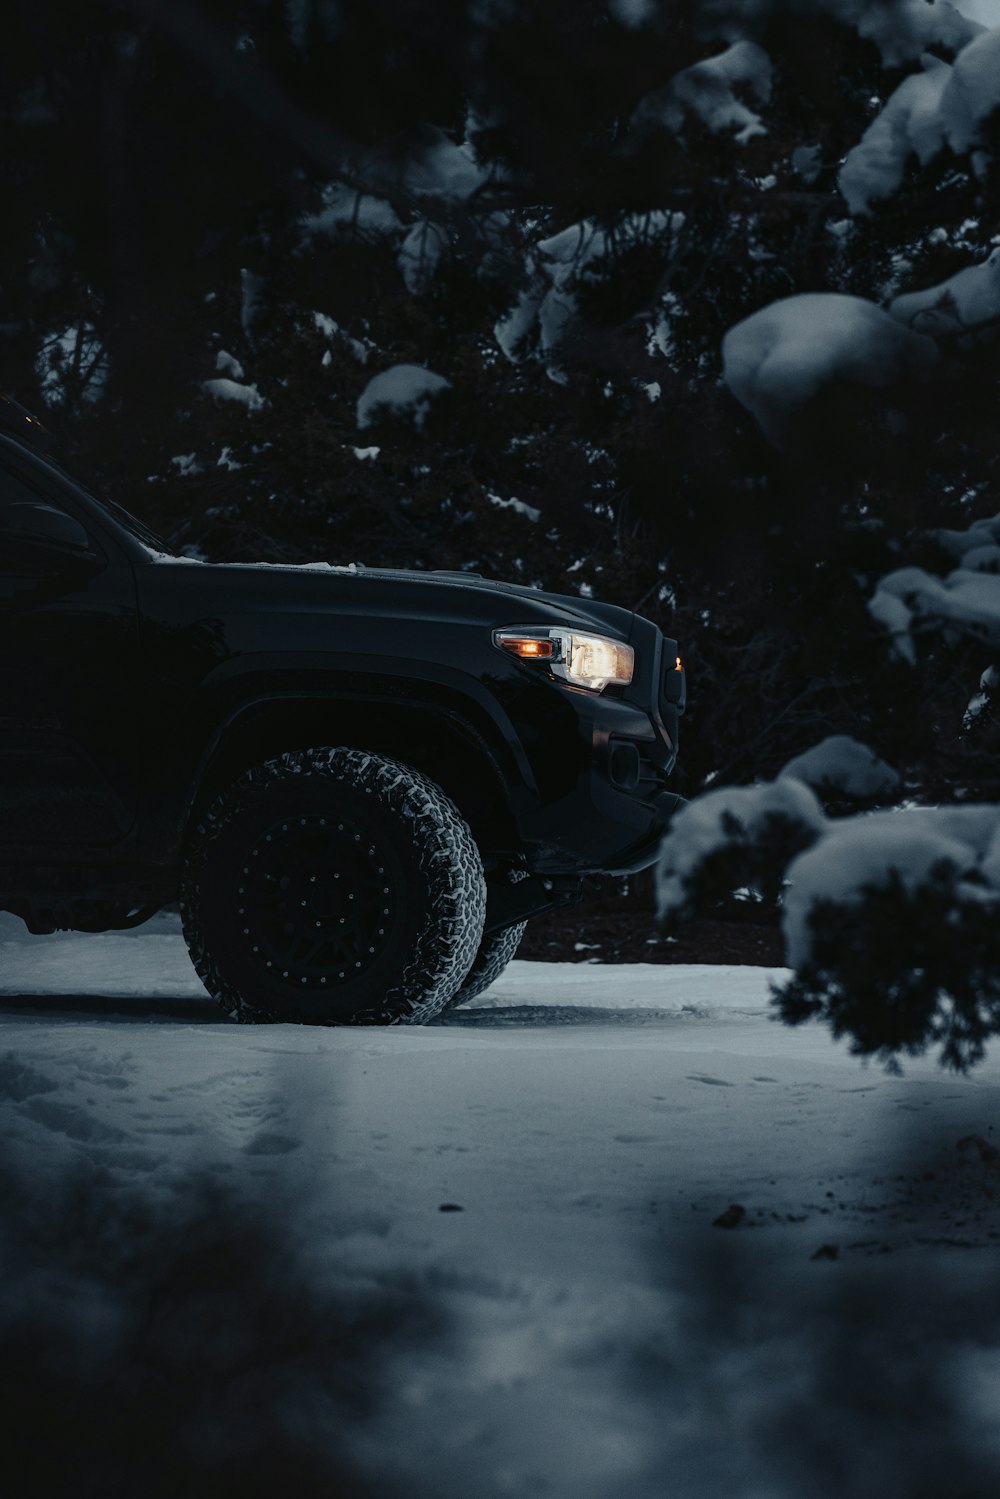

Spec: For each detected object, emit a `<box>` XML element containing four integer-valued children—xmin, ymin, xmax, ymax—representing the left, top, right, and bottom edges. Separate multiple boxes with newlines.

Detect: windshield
<box><xmin>91</xmin><ymin>489</ymin><xmax>176</xmax><ymax>555</ymax></box>
<box><xmin>30</xmin><ymin>449</ymin><xmax>177</xmax><ymax>555</ymax></box>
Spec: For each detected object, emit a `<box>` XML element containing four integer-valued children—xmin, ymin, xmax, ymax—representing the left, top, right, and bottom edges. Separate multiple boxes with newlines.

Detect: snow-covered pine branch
<box><xmin>658</xmin><ymin>737</ymin><xmax>1000</xmax><ymax>1070</ymax></box>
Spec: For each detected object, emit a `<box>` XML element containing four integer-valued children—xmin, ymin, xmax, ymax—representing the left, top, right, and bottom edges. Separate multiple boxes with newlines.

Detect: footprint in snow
<box><xmin>23</xmin><ymin>1097</ymin><xmax>126</xmax><ymax>1143</ymax></box>
<box><xmin>686</xmin><ymin>1074</ymin><xmax>734</xmax><ymax>1087</ymax></box>
<box><xmin>0</xmin><ymin>1055</ymin><xmax>59</xmax><ymax>1101</ymax></box>
<box><xmin>243</xmin><ymin>1131</ymin><xmax>302</xmax><ymax>1156</ymax></box>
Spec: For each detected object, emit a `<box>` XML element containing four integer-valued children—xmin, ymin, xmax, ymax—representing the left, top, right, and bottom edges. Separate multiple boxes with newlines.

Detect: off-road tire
<box><xmin>444</xmin><ymin>921</ymin><xmax>527</xmax><ymax>1011</ymax></box>
<box><xmin>181</xmin><ymin>748</ymin><xmax>486</xmax><ymax>1025</ymax></box>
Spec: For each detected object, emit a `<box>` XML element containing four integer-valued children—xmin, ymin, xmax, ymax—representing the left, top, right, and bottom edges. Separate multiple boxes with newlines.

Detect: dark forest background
<box><xmin>4</xmin><ymin>0</ymin><xmax>1000</xmax><ymax>805</ymax></box>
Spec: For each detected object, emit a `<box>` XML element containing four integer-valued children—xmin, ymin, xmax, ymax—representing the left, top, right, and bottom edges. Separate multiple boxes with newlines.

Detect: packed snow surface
<box><xmin>3</xmin><ymin>912</ymin><xmax>1000</xmax><ymax>1494</ymax></box>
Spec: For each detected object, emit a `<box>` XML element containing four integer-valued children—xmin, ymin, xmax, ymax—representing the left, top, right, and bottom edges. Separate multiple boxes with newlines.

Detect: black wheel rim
<box><xmin>236</xmin><ymin>813</ymin><xmax>397</xmax><ymax>992</ymax></box>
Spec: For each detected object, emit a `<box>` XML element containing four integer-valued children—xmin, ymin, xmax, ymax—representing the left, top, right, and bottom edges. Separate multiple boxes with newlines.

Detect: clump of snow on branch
<box><xmin>940</xmin><ymin>26</ymin><xmax>1000</xmax><ymax>158</ymax></box>
<box><xmin>706</xmin><ymin>7</ymin><xmax>1000</xmax><ymax>453</ymax></box>
<box><xmin>704</xmin><ymin>0</ymin><xmax>979</xmax><ymax>67</ymax></box>
<box><xmin>722</xmin><ymin>294</ymin><xmax>938</xmax><ymax>445</ymax></box>
<box><xmin>840</xmin><ymin>29</ymin><xmax>1000</xmax><ymax>211</ymax></box>
<box><xmin>356</xmin><ymin>364</ymin><xmax>451</xmax><ymax>430</ymax></box>
<box><xmin>838</xmin><ymin>55</ymin><xmax>951</xmax><ymax>213</ymax></box>
<box><xmin>495</xmin><ymin>211</ymin><xmax>684</xmax><ymax>372</ymax></box>
<box><xmin>285</xmin><ymin>0</ymin><xmax>993</xmax><ymax>395</ymax></box>
<box><xmin>202</xmin><ymin>377</ymin><xmax>265</xmax><ymax>411</ymax></box>
<box><xmin>657</xmin><ymin>778</ymin><xmax>825</xmax><ymax>918</ymax></box>
<box><xmin>495</xmin><ymin>286</ymin><xmax>542</xmax><ymax>363</ymax></box>
<box><xmin>891</xmin><ymin>247</ymin><xmax>1000</xmax><ymax>341</ymax></box>
<box><xmin>873</xmin><ymin>562</ymin><xmax>1000</xmax><ymax>652</ymax></box>
<box><xmin>239</xmin><ymin>267</ymin><xmax>265</xmax><ymax>342</ymax></box>
<box><xmin>401</xmin><ymin>129</ymin><xmax>490</xmax><ymax>200</ymax></box>
<box><xmin>488</xmin><ymin>492</ymin><xmax>541</xmax><ymax>522</ymax></box>
<box><xmin>301</xmin><ymin>182</ymin><xmax>402</xmax><ymax>241</ymax></box>
<box><xmin>778</xmin><ymin>735</ymin><xmax>901</xmax><ymax>801</ymax></box>
<box><xmin>965</xmin><ymin>662</ymin><xmax>1000</xmax><ymax>727</ymax></box>
<box><xmin>842</xmin><ymin>0</ymin><xmax>979</xmax><ymax>64</ymax></box>
<box><xmin>608</xmin><ymin>0</ymin><xmax>658</xmax><ymax>24</ymax></box>
<box><xmin>777</xmin><ymin>802</ymin><xmax>1000</xmax><ymax>1070</ymax></box>
<box><xmin>657</xmin><ymin>745</ymin><xmax>1000</xmax><ymax>1067</ymax></box>
<box><xmin>869</xmin><ymin>585</ymin><xmax>919</xmax><ymax>665</ymax></box>
<box><xmin>36</xmin><ymin>322</ymin><xmax>109</xmax><ymax>407</ymax></box>
<box><xmin>312</xmin><ymin>311</ymin><xmax>370</xmax><ymax>363</ymax></box>
<box><xmin>780</xmin><ymin>805</ymin><xmax>1000</xmax><ymax>967</ymax></box>
<box><xmin>935</xmin><ymin>510</ymin><xmax>1000</xmax><ymax>563</ymax></box>
<box><xmin>871</xmin><ymin>509</ymin><xmax>1000</xmax><ymax>662</ymax></box>
<box><xmin>398</xmin><ymin>220</ymin><xmax>449</xmax><ymax>294</ymax></box>
<box><xmin>214</xmin><ymin>349</ymin><xmax>245</xmax><ymax>380</ymax></box>
<box><xmin>632</xmin><ymin>41</ymin><xmax>773</xmax><ymax>145</ymax></box>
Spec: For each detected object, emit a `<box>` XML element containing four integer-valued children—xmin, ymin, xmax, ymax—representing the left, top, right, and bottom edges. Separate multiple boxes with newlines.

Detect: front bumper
<box><xmin>502</xmin><ymin>619</ymin><xmax>687</xmax><ymax>876</ymax></box>
<box><xmin>521</xmin><ymin>744</ymin><xmax>686</xmax><ymax>876</ymax></box>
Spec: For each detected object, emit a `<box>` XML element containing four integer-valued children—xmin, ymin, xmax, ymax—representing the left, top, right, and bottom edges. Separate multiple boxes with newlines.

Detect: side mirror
<box><xmin>2</xmin><ymin>501</ymin><xmax>104</xmax><ymax>576</ymax></box>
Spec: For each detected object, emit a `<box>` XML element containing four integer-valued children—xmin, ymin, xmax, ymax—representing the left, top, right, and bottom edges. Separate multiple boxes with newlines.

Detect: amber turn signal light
<box><xmin>497</xmin><ymin>635</ymin><xmax>555</xmax><ymax>659</ymax></box>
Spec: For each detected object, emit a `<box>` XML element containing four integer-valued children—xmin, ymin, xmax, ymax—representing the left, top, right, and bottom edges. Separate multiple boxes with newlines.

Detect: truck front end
<box><xmin>483</xmin><ymin>598</ymin><xmax>686</xmax><ymax>877</ymax></box>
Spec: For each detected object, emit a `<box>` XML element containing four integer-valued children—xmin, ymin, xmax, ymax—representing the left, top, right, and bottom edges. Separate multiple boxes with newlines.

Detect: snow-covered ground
<box><xmin>3</xmin><ymin>912</ymin><xmax>1000</xmax><ymax>1495</ymax></box>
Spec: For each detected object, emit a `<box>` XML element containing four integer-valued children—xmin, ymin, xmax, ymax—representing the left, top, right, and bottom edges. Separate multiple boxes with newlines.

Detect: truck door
<box><xmin>0</xmin><ymin>462</ymin><xmax>140</xmax><ymax>847</ymax></box>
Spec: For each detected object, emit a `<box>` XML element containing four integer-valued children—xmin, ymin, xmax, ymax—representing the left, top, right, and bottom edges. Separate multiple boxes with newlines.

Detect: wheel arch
<box><xmin>186</xmin><ymin>691</ymin><xmax>520</xmax><ymax>862</ymax></box>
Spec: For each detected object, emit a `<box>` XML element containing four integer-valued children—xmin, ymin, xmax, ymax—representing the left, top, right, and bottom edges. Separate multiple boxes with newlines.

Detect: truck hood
<box><xmin>147</xmin><ymin>555</ymin><xmax>637</xmax><ymax>642</ymax></box>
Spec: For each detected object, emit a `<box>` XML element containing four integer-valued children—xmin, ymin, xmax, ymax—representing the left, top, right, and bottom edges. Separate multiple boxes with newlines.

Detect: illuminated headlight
<box><xmin>494</xmin><ymin>628</ymin><xmax>634</xmax><ymax>692</ymax></box>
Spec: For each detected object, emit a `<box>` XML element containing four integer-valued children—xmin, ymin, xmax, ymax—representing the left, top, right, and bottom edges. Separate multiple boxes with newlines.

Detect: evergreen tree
<box><xmin>8</xmin><ymin>2</ymin><xmax>1000</xmax><ymax>1062</ymax></box>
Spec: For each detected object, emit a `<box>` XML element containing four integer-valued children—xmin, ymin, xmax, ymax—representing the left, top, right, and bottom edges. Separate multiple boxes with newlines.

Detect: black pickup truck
<box><xmin>0</xmin><ymin>403</ymin><xmax>685</xmax><ymax>1025</ymax></box>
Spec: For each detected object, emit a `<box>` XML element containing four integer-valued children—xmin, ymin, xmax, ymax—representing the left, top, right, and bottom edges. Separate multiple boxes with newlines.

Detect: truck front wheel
<box><xmin>181</xmin><ymin>748</ymin><xmax>486</xmax><ymax>1025</ymax></box>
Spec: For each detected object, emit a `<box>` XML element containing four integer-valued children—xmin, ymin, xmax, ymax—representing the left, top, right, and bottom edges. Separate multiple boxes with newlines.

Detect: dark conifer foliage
<box><xmin>2</xmin><ymin>0</ymin><xmax>1000</xmax><ymax>803</ymax></box>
